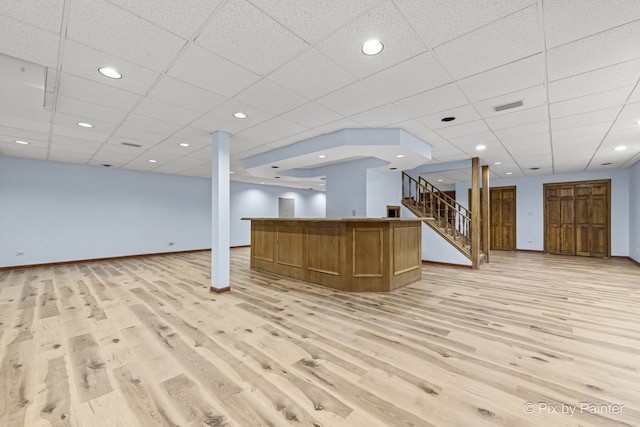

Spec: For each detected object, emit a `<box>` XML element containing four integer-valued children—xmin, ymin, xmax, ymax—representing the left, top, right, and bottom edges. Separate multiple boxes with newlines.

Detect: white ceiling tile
<box><xmin>134</xmin><ymin>97</ymin><xmax>201</xmax><ymax>126</ymax></box>
<box><xmin>107</xmin><ymin>0</ymin><xmax>224</xmax><ymax>39</ymax></box>
<box><xmin>167</xmin><ymin>44</ymin><xmax>260</xmax><ymax>98</ymax></box>
<box><xmin>547</xmin><ymin>20</ymin><xmax>640</xmax><ymax>81</ymax></box>
<box><xmin>419</xmin><ymin>105</ymin><xmax>480</xmax><ymax>129</ymax></box>
<box><xmin>316</xmin><ymin>1</ymin><xmax>427</xmax><ymax>79</ymax></box>
<box><xmin>173</xmin><ymin>127</ymin><xmax>215</xmax><ymax>145</ymax></box>
<box><xmin>485</xmin><ymin>105</ymin><xmax>548</xmax><ymax>130</ymax></box>
<box><xmin>448</xmin><ymin>132</ymin><xmax>499</xmax><ymax>152</ymax></box>
<box><xmin>67</xmin><ymin>0</ymin><xmax>187</xmax><ymax>72</ymax></box>
<box><xmin>457</xmin><ymin>54</ymin><xmax>543</xmax><ymax>102</ymax></box>
<box><xmin>362</xmin><ymin>52</ymin><xmax>451</xmax><ymax>102</ymax></box>
<box><xmin>435</xmin><ymin>120</ymin><xmax>489</xmax><ymax>139</ymax></box>
<box><xmin>548</xmin><ymin>58</ymin><xmax>640</xmax><ymax>103</ymax></box>
<box><xmin>62</xmin><ymin>40</ymin><xmax>161</xmax><ymax>95</ymax></box>
<box><xmin>501</xmin><ymin>132</ymin><xmax>550</xmax><ymax>150</ymax></box>
<box><xmin>0</xmin><ymin>0</ymin><xmax>64</xmax><ymax>33</ymax></box>
<box><xmin>233</xmin><ymin>79</ymin><xmax>308</xmax><ymax>116</ymax></box>
<box><xmin>617</xmin><ymin>102</ymin><xmax>640</xmax><ymax>119</ymax></box>
<box><xmin>59</xmin><ymin>72</ymin><xmax>141</xmax><ymax>111</ymax></box>
<box><xmin>111</xmin><ymin>127</ymin><xmax>166</xmax><ymax>145</ymax></box>
<box><xmin>349</xmin><ymin>103</ymin><xmax>408</xmax><ymax>127</ymax></box>
<box><xmin>52</xmin><ymin>115</ymin><xmax>115</xmax><ymax>142</ymax></box>
<box><xmin>147</xmin><ymin>76</ymin><xmax>227</xmax><ymax>114</ymax></box>
<box><xmin>387</xmin><ymin>119</ymin><xmax>430</xmax><ymax>135</ymax></box>
<box><xmin>544</xmin><ymin>0</ymin><xmax>640</xmax><ymax>49</ymax></box>
<box><xmin>0</xmin><ymin>123</ymin><xmax>49</xmax><ymax>143</ymax></box>
<box><xmin>316</xmin><ymin>81</ymin><xmax>388</xmax><ymax>116</ymax></box>
<box><xmin>627</xmin><ymin>86</ymin><xmax>640</xmax><ymax>104</ymax></box>
<box><xmin>280</xmin><ymin>102</ymin><xmax>343</xmax><ymax>128</ymax></box>
<box><xmin>248</xmin><ymin>0</ymin><xmax>380</xmax><ymax>44</ymax></box>
<box><xmin>434</xmin><ymin>6</ymin><xmax>540</xmax><ymax>79</ymax></box>
<box><xmin>550</xmin><ymin>86</ymin><xmax>631</xmax><ymax>119</ymax></box>
<box><xmin>48</xmin><ymin>149</ymin><xmax>94</xmax><ymax>163</ymax></box>
<box><xmin>394</xmin><ymin>0</ymin><xmax>535</xmax><ymax>47</ymax></box>
<box><xmin>474</xmin><ymin>85</ymin><xmax>546</xmax><ymax>118</ymax></box>
<box><xmin>494</xmin><ymin>120</ymin><xmax>548</xmax><ymax>139</ymax></box>
<box><xmin>234</xmin><ymin>117</ymin><xmax>307</xmax><ymax>144</ymax></box>
<box><xmin>267</xmin><ymin>49</ymin><xmax>356</xmax><ymax>100</ymax></box>
<box><xmin>191</xmin><ymin>100</ymin><xmax>273</xmax><ymax>134</ymax></box>
<box><xmin>121</xmin><ymin>114</ymin><xmax>183</xmax><ymax>136</ymax></box>
<box><xmin>0</xmin><ymin>141</ymin><xmax>48</xmax><ymax>159</ymax></box>
<box><xmin>395</xmin><ymin>84</ymin><xmax>468</xmax><ymax>118</ymax></box>
<box><xmin>311</xmin><ymin>118</ymin><xmax>364</xmax><ymax>135</ymax></box>
<box><xmin>552</xmin><ymin>123</ymin><xmax>610</xmax><ymax>141</ymax></box>
<box><xmin>56</xmin><ymin>96</ymin><xmax>128</xmax><ymax>124</ymax></box>
<box><xmin>551</xmin><ymin>107</ymin><xmax>620</xmax><ymax>131</ymax></box>
<box><xmin>196</xmin><ymin>0</ymin><xmax>308</xmax><ymax>76</ymax></box>
<box><xmin>0</xmin><ymin>15</ymin><xmax>59</xmax><ymax>68</ymax></box>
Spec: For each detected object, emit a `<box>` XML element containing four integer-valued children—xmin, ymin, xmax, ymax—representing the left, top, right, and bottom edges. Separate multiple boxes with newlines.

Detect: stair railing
<box><xmin>402</xmin><ymin>172</ymin><xmax>472</xmax><ymax>246</ymax></box>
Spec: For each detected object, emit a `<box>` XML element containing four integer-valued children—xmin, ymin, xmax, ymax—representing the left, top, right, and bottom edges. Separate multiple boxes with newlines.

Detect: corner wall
<box><xmin>0</xmin><ymin>156</ymin><xmax>326</xmax><ymax>267</ymax></box>
<box><xmin>0</xmin><ymin>156</ymin><xmax>211</xmax><ymax>267</ymax></box>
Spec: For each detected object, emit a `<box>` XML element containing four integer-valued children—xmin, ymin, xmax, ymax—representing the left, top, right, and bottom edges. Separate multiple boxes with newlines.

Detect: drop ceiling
<box><xmin>1</xmin><ymin>0</ymin><xmax>639</xmax><ymax>192</ymax></box>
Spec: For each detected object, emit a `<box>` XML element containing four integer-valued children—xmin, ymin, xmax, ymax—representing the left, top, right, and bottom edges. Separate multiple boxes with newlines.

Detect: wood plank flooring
<box><xmin>0</xmin><ymin>249</ymin><xmax>639</xmax><ymax>426</ymax></box>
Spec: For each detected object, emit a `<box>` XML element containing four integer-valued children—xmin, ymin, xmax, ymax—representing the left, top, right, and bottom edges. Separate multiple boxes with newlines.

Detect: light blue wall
<box><xmin>0</xmin><ymin>156</ymin><xmax>326</xmax><ymax>267</ymax></box>
<box><xmin>366</xmin><ymin>170</ymin><xmax>401</xmax><ymax>217</ymax></box>
<box><xmin>456</xmin><ymin>169</ymin><xmax>631</xmax><ymax>256</ymax></box>
<box><xmin>230</xmin><ymin>182</ymin><xmax>326</xmax><ymax>246</ymax></box>
<box><xmin>630</xmin><ymin>161</ymin><xmax>640</xmax><ymax>263</ymax></box>
<box><xmin>0</xmin><ymin>156</ymin><xmax>211</xmax><ymax>267</ymax></box>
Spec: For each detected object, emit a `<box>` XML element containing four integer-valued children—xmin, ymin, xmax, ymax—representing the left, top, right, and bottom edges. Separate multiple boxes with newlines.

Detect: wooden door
<box><xmin>544</xmin><ymin>180</ymin><xmax>610</xmax><ymax>257</ymax></box>
<box><xmin>490</xmin><ymin>187</ymin><xmax>516</xmax><ymax>251</ymax></box>
<box><xmin>470</xmin><ymin>187</ymin><xmax>517</xmax><ymax>251</ymax></box>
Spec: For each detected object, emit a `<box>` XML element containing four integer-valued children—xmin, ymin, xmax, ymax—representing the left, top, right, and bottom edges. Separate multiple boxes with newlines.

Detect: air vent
<box><xmin>121</xmin><ymin>142</ymin><xmax>142</xmax><ymax>148</ymax></box>
<box><xmin>102</xmin><ymin>164</ymin><xmax>112</xmax><ymax>167</ymax></box>
<box><xmin>493</xmin><ymin>100</ymin><xmax>523</xmax><ymax>112</ymax></box>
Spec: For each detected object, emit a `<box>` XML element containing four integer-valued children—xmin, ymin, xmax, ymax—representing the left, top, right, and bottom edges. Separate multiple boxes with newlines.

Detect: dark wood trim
<box><xmin>422</xmin><ymin>260</ymin><xmax>473</xmax><ymax>269</ymax></box>
<box><xmin>230</xmin><ymin>245</ymin><xmax>251</xmax><ymax>249</ymax></box>
<box><xmin>0</xmin><ymin>248</ymin><xmax>212</xmax><ymax>271</ymax></box>
<box><xmin>471</xmin><ymin>157</ymin><xmax>480</xmax><ymax>269</ymax></box>
<box><xmin>210</xmin><ymin>286</ymin><xmax>231</xmax><ymax>294</ymax></box>
<box><xmin>515</xmin><ymin>249</ymin><xmax>544</xmax><ymax>253</ymax></box>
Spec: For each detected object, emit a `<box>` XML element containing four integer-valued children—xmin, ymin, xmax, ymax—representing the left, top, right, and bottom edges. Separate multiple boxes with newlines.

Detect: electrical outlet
<box><xmin>15</xmin><ymin>251</ymin><xmax>24</xmax><ymax>256</ymax></box>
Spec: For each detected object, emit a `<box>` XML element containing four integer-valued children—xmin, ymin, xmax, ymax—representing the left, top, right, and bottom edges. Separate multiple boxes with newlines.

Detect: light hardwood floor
<box><xmin>0</xmin><ymin>249</ymin><xmax>639</xmax><ymax>426</ymax></box>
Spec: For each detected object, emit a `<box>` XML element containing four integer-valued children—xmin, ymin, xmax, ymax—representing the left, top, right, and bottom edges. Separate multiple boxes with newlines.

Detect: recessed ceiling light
<box><xmin>389</xmin><ymin>167</ymin><xmax>397</xmax><ymax>170</ymax></box>
<box><xmin>77</xmin><ymin>122</ymin><xmax>93</xmax><ymax>128</ymax></box>
<box><xmin>493</xmin><ymin>161</ymin><xmax>502</xmax><ymax>165</ymax></box>
<box><xmin>441</xmin><ymin>117</ymin><xmax>456</xmax><ymax>122</ymax></box>
<box><xmin>98</xmin><ymin>67</ymin><xmax>122</xmax><ymax>79</ymax></box>
<box><xmin>437</xmin><ymin>179</ymin><xmax>443</xmax><ymax>182</ymax></box>
<box><xmin>396</xmin><ymin>154</ymin><xmax>405</xmax><ymax>158</ymax></box>
<box><xmin>318</xmin><ymin>154</ymin><xmax>327</xmax><ymax>159</ymax></box>
<box><xmin>148</xmin><ymin>159</ymin><xmax>157</xmax><ymax>163</ymax></box>
<box><xmin>271</xmin><ymin>165</ymin><xmax>279</xmax><ymax>169</ymax></box>
<box><xmin>321</xmin><ymin>184</ymin><xmax>325</xmax><ymax>186</ymax></box>
<box><xmin>529</xmin><ymin>167</ymin><xmax>540</xmax><ymax>170</ymax></box>
<box><xmin>614</xmin><ymin>145</ymin><xmax>627</xmax><ymax>151</ymax></box>
<box><xmin>476</xmin><ymin>145</ymin><xmax>486</xmax><ymax>151</ymax></box>
<box><xmin>233</xmin><ymin>112</ymin><xmax>247</xmax><ymax>119</ymax></box>
<box><xmin>179</xmin><ymin>143</ymin><xmax>190</xmax><ymax>147</ymax></box>
<box><xmin>230</xmin><ymin>171</ymin><xmax>234</xmax><ymax>174</ymax></box>
<box><xmin>15</xmin><ymin>140</ymin><xmax>30</xmax><ymax>145</ymax></box>
<box><xmin>275</xmin><ymin>176</ymin><xmax>281</xmax><ymax>179</ymax></box>
<box><xmin>506</xmin><ymin>172</ymin><xmax>513</xmax><ymax>175</ymax></box>
<box><xmin>260</xmin><ymin>182</ymin><xmax>265</xmax><ymax>184</ymax></box>
<box><xmin>320</xmin><ymin>177</ymin><xmax>326</xmax><ymax>180</ymax></box>
<box><xmin>361</xmin><ymin>39</ymin><xmax>384</xmax><ymax>56</ymax></box>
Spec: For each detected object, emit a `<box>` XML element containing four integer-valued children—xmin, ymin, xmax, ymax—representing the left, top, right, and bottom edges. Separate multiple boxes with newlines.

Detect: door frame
<box><xmin>543</xmin><ymin>179</ymin><xmax>611</xmax><ymax>257</ymax></box>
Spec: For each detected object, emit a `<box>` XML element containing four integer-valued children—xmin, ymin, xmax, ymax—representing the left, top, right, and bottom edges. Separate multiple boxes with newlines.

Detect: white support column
<box><xmin>211</xmin><ymin>131</ymin><xmax>230</xmax><ymax>293</ymax></box>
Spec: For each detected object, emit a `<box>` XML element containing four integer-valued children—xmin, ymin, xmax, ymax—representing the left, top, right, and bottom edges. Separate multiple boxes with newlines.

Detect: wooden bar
<box><xmin>242</xmin><ymin>218</ymin><xmax>422</xmax><ymax>292</ymax></box>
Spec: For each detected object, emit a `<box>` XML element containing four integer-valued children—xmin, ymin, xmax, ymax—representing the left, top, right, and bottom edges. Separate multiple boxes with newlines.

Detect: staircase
<box><xmin>402</xmin><ymin>172</ymin><xmax>483</xmax><ymax>266</ymax></box>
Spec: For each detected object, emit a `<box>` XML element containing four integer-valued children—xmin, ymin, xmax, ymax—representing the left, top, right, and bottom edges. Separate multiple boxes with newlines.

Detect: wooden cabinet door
<box><xmin>545</xmin><ymin>185</ymin><xmax>575</xmax><ymax>255</ymax></box>
<box><xmin>490</xmin><ymin>187</ymin><xmax>516</xmax><ymax>250</ymax></box>
<box><xmin>544</xmin><ymin>181</ymin><xmax>609</xmax><ymax>257</ymax></box>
